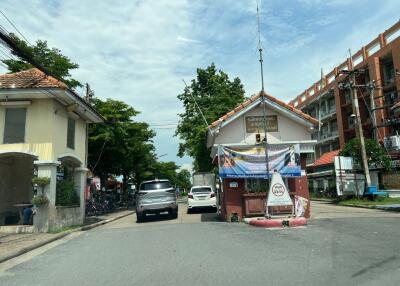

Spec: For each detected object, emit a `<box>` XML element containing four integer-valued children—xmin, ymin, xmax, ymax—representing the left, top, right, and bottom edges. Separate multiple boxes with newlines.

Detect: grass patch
<box><xmin>337</xmin><ymin>197</ymin><xmax>400</xmax><ymax>206</ymax></box>
<box><xmin>49</xmin><ymin>224</ymin><xmax>82</xmax><ymax>233</ymax></box>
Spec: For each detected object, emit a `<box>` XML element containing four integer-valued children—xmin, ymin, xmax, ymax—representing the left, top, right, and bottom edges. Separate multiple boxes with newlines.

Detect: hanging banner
<box><xmin>217</xmin><ymin>144</ymin><xmax>301</xmax><ymax>178</ymax></box>
<box><xmin>266</xmin><ymin>172</ymin><xmax>293</xmax><ymax>207</ymax></box>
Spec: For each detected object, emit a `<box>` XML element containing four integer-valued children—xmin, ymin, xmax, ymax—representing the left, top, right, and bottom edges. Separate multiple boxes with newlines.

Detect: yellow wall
<box><xmin>0</xmin><ymin>98</ymin><xmax>87</xmax><ymax>166</ymax></box>
<box><xmin>51</xmin><ymin>100</ymin><xmax>86</xmax><ymax>165</ymax></box>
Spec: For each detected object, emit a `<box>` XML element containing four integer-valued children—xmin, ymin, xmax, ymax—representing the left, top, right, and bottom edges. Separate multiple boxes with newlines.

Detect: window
<box><xmin>331</xmin><ymin>120</ymin><xmax>338</xmax><ymax>132</ymax></box>
<box><xmin>67</xmin><ymin>118</ymin><xmax>75</xmax><ymax>149</ymax></box>
<box><xmin>245</xmin><ymin>178</ymin><xmax>268</xmax><ymax>192</ymax></box>
<box><xmin>3</xmin><ymin>108</ymin><xmax>26</xmax><ymax>143</ymax></box>
<box><xmin>383</xmin><ymin>63</ymin><xmax>395</xmax><ymax>85</ymax></box>
<box><xmin>140</xmin><ymin>181</ymin><xmax>172</xmax><ymax>190</ymax></box>
<box><xmin>191</xmin><ymin>187</ymin><xmax>212</xmax><ymax>193</ymax></box>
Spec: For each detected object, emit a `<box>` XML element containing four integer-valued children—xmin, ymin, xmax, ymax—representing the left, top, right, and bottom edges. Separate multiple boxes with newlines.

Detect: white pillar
<box><xmin>33</xmin><ymin>160</ymin><xmax>60</xmax><ymax>232</ymax></box>
<box><xmin>74</xmin><ymin>167</ymin><xmax>88</xmax><ymax>223</ymax></box>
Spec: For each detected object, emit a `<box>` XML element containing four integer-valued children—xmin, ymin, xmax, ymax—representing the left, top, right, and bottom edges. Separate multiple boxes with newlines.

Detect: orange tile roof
<box><xmin>209</xmin><ymin>91</ymin><xmax>319</xmax><ymax>128</ymax></box>
<box><xmin>313</xmin><ymin>150</ymin><xmax>340</xmax><ymax>167</ymax></box>
<box><xmin>0</xmin><ymin>68</ymin><xmax>68</xmax><ymax>89</ymax></box>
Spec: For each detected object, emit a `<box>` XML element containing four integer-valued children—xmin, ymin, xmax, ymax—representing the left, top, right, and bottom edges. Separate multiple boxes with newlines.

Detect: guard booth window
<box><xmin>245</xmin><ymin>178</ymin><xmax>269</xmax><ymax>192</ymax></box>
<box><xmin>3</xmin><ymin>108</ymin><xmax>26</xmax><ymax>144</ymax></box>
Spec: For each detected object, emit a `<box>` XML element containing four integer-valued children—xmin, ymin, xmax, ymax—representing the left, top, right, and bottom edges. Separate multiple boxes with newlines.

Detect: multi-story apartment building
<box><xmin>289</xmin><ymin>20</ymin><xmax>400</xmax><ymax>164</ymax></box>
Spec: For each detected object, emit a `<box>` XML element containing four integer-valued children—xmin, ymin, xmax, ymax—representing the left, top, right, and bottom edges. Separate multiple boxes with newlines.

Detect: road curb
<box><xmin>310</xmin><ymin>198</ymin><xmax>336</xmax><ymax>203</ymax></box>
<box><xmin>80</xmin><ymin>211</ymin><xmax>135</xmax><ymax>231</ymax></box>
<box><xmin>0</xmin><ymin>210</ymin><xmax>135</xmax><ymax>265</ymax></box>
<box><xmin>339</xmin><ymin>203</ymin><xmax>400</xmax><ymax>212</ymax></box>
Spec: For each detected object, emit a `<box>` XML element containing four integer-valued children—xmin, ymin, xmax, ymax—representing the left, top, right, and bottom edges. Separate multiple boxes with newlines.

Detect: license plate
<box><xmin>198</xmin><ymin>197</ymin><xmax>206</xmax><ymax>200</ymax></box>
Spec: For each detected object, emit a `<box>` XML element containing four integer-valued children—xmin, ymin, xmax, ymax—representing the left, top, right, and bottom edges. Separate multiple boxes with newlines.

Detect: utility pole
<box><xmin>257</xmin><ymin>0</ymin><xmax>270</xmax><ymax>186</ymax></box>
<box><xmin>367</xmin><ymin>81</ymin><xmax>378</xmax><ymax>139</ymax></box>
<box><xmin>347</xmin><ymin>49</ymin><xmax>372</xmax><ymax>188</ymax></box>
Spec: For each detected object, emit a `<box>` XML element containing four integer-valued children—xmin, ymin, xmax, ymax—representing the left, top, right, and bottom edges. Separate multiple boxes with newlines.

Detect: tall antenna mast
<box><xmin>257</xmin><ymin>0</ymin><xmax>265</xmax><ymax>92</ymax></box>
<box><xmin>257</xmin><ymin>0</ymin><xmax>271</xmax><ymax>188</ymax></box>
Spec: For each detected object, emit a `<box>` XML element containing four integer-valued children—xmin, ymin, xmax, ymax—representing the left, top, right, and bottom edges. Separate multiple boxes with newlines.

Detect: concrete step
<box><xmin>0</xmin><ymin>225</ymin><xmax>35</xmax><ymax>234</ymax></box>
<box><xmin>385</xmin><ymin>189</ymin><xmax>400</xmax><ymax>198</ymax></box>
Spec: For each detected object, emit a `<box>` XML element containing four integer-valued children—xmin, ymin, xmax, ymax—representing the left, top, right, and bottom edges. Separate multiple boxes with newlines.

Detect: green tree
<box><xmin>151</xmin><ymin>161</ymin><xmax>179</xmax><ymax>184</ymax></box>
<box><xmin>176</xmin><ymin>63</ymin><xmax>245</xmax><ymax>171</ymax></box>
<box><xmin>88</xmin><ymin>98</ymin><xmax>156</xmax><ymax>189</ymax></box>
<box><xmin>340</xmin><ymin>138</ymin><xmax>391</xmax><ymax>170</ymax></box>
<box><xmin>2</xmin><ymin>33</ymin><xmax>82</xmax><ymax>88</ymax></box>
<box><xmin>176</xmin><ymin>169</ymin><xmax>192</xmax><ymax>192</ymax></box>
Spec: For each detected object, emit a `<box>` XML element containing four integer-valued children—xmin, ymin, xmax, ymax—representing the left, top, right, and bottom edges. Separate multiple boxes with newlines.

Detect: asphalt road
<box><xmin>1</xmin><ymin>201</ymin><xmax>400</xmax><ymax>286</ymax></box>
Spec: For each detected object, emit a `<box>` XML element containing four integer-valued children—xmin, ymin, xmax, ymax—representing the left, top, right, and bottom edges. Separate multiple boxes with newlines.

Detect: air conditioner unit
<box><xmin>390</xmin><ymin>136</ymin><xmax>400</xmax><ymax>149</ymax></box>
<box><xmin>384</xmin><ymin>137</ymin><xmax>392</xmax><ymax>148</ymax></box>
<box><xmin>384</xmin><ymin>136</ymin><xmax>400</xmax><ymax>149</ymax></box>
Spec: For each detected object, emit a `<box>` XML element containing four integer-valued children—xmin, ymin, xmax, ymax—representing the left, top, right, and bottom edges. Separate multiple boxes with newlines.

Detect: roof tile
<box><xmin>0</xmin><ymin>68</ymin><xmax>68</xmax><ymax>90</ymax></box>
<box><xmin>209</xmin><ymin>91</ymin><xmax>319</xmax><ymax>128</ymax></box>
<box><xmin>313</xmin><ymin>150</ymin><xmax>340</xmax><ymax>167</ymax></box>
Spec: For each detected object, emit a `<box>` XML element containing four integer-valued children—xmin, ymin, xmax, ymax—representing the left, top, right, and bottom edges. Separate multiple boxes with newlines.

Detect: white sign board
<box><xmin>229</xmin><ymin>182</ymin><xmax>238</xmax><ymax>188</ymax></box>
<box><xmin>266</xmin><ymin>173</ymin><xmax>293</xmax><ymax>207</ymax></box>
<box><xmin>334</xmin><ymin>156</ymin><xmax>365</xmax><ymax>196</ymax></box>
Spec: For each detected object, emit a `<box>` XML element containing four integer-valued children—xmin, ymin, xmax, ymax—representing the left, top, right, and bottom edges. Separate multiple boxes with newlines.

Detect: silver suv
<box><xmin>136</xmin><ymin>179</ymin><xmax>178</xmax><ymax>222</ymax></box>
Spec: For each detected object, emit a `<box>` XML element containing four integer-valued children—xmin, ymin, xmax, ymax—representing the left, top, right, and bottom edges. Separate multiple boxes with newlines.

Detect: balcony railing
<box><xmin>312</xmin><ymin>130</ymin><xmax>339</xmax><ymax>142</ymax></box>
<box><xmin>320</xmin><ymin>107</ymin><xmax>336</xmax><ymax>118</ymax></box>
<box><xmin>289</xmin><ymin>20</ymin><xmax>400</xmax><ymax>108</ymax></box>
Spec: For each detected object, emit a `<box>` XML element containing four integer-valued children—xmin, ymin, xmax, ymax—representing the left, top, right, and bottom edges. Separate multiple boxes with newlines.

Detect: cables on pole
<box><xmin>182</xmin><ymin>79</ymin><xmax>209</xmax><ymax>127</ymax></box>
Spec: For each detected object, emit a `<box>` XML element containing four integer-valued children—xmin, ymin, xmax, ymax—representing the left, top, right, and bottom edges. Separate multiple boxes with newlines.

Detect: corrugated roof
<box><xmin>313</xmin><ymin>150</ymin><xmax>340</xmax><ymax>167</ymax></box>
<box><xmin>0</xmin><ymin>68</ymin><xmax>68</xmax><ymax>89</ymax></box>
<box><xmin>209</xmin><ymin>91</ymin><xmax>319</xmax><ymax>128</ymax></box>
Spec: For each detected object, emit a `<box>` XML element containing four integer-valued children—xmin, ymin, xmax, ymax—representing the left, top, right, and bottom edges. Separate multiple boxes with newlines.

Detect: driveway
<box><xmin>1</xmin><ymin>200</ymin><xmax>400</xmax><ymax>286</ymax></box>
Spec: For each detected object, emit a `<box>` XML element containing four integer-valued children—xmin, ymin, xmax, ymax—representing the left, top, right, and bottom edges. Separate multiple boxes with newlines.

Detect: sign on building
<box><xmin>218</xmin><ymin>144</ymin><xmax>301</xmax><ymax>178</ymax></box>
<box><xmin>245</xmin><ymin>115</ymin><xmax>278</xmax><ymax>133</ymax></box>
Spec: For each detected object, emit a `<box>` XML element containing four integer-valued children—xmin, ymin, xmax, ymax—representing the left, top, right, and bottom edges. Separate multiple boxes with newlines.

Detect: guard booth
<box><xmin>207</xmin><ymin>92</ymin><xmax>318</xmax><ymax>221</ymax></box>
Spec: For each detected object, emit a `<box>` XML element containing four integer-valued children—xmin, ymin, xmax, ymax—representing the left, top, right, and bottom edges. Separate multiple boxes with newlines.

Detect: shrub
<box><xmin>31</xmin><ymin>195</ymin><xmax>49</xmax><ymax>206</ymax></box>
<box><xmin>32</xmin><ymin>177</ymin><xmax>50</xmax><ymax>186</ymax></box>
<box><xmin>56</xmin><ymin>180</ymin><xmax>79</xmax><ymax>206</ymax></box>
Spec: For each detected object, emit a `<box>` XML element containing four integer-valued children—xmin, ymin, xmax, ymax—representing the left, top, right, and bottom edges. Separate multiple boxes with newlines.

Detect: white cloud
<box><xmin>0</xmin><ymin>0</ymin><xmax>398</xmax><ymax>166</ymax></box>
<box><xmin>176</xmin><ymin>36</ymin><xmax>200</xmax><ymax>44</ymax></box>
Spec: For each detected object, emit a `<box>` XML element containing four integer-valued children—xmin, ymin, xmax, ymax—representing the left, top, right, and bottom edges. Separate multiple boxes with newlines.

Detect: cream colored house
<box><xmin>0</xmin><ymin>68</ymin><xmax>103</xmax><ymax>232</ymax></box>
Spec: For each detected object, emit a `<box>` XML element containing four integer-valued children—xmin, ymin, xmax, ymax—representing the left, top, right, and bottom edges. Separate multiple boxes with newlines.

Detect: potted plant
<box><xmin>32</xmin><ymin>177</ymin><xmax>51</xmax><ymax>195</ymax></box>
<box><xmin>31</xmin><ymin>195</ymin><xmax>49</xmax><ymax>206</ymax></box>
<box><xmin>31</xmin><ymin>177</ymin><xmax>51</xmax><ymax>207</ymax></box>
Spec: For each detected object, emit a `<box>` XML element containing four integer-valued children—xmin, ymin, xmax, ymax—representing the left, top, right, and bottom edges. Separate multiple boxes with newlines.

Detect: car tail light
<box><xmin>188</xmin><ymin>194</ymin><xmax>193</xmax><ymax>199</ymax></box>
<box><xmin>210</xmin><ymin>192</ymin><xmax>216</xmax><ymax>198</ymax></box>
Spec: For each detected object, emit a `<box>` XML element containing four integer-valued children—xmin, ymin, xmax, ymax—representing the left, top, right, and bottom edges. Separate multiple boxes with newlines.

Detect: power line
<box><xmin>0</xmin><ymin>10</ymin><xmax>31</xmax><ymax>45</ymax></box>
<box><xmin>182</xmin><ymin>79</ymin><xmax>209</xmax><ymax>127</ymax></box>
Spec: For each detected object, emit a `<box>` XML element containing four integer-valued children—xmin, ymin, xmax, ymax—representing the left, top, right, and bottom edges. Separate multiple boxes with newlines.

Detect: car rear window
<box><xmin>192</xmin><ymin>187</ymin><xmax>212</xmax><ymax>193</ymax></box>
<box><xmin>140</xmin><ymin>181</ymin><xmax>172</xmax><ymax>190</ymax></box>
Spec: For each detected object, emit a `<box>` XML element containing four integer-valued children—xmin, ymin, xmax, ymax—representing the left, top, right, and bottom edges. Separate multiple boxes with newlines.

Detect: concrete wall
<box><xmin>214</xmin><ymin>105</ymin><xmax>311</xmax><ymax>146</ymax></box>
<box><xmin>0</xmin><ymin>99</ymin><xmax>54</xmax><ymax>160</ymax></box>
<box><xmin>52</xmin><ymin>100</ymin><xmax>86</xmax><ymax>164</ymax></box>
<box><xmin>51</xmin><ymin>206</ymin><xmax>83</xmax><ymax>231</ymax></box>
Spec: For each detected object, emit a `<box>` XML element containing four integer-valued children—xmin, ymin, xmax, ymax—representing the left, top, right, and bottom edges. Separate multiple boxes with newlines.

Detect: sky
<box><xmin>0</xmin><ymin>0</ymin><xmax>399</xmax><ymax>172</ymax></box>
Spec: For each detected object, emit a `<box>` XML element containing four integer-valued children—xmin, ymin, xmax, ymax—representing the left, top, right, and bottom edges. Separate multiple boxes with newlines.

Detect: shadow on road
<box><xmin>137</xmin><ymin>212</ymin><xmax>175</xmax><ymax>223</ymax></box>
<box><xmin>187</xmin><ymin>207</ymin><xmax>223</xmax><ymax>222</ymax></box>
